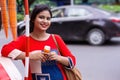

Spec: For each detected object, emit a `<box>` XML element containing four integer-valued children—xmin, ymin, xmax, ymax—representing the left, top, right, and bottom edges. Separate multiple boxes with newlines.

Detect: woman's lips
<box><xmin>40</xmin><ymin>23</ymin><xmax>48</xmax><ymax>28</ymax></box>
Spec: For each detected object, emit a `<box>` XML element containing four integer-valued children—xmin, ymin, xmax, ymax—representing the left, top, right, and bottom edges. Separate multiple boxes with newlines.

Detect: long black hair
<box><xmin>30</xmin><ymin>4</ymin><xmax>52</xmax><ymax>33</ymax></box>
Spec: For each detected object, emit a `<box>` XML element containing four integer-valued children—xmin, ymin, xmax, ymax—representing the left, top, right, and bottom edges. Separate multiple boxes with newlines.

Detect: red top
<box><xmin>1</xmin><ymin>34</ymin><xmax>76</xmax><ymax>80</ymax></box>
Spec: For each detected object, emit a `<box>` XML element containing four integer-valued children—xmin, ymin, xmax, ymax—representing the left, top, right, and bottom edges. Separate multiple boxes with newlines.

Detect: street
<box><xmin>0</xmin><ymin>28</ymin><xmax>120</xmax><ymax>80</ymax></box>
<box><xmin>68</xmin><ymin>42</ymin><xmax>120</xmax><ymax>80</ymax></box>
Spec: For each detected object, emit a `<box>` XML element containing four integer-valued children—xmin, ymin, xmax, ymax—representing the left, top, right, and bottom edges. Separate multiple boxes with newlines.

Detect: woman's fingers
<box><xmin>47</xmin><ymin>52</ymin><xmax>58</xmax><ymax>61</ymax></box>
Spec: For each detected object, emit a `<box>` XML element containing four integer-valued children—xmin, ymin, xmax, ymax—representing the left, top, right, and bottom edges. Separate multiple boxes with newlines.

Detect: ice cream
<box><xmin>44</xmin><ymin>45</ymin><xmax>51</xmax><ymax>53</ymax></box>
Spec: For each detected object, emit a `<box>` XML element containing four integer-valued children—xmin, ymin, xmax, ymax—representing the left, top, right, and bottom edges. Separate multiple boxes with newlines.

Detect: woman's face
<box><xmin>34</xmin><ymin>10</ymin><xmax>51</xmax><ymax>31</ymax></box>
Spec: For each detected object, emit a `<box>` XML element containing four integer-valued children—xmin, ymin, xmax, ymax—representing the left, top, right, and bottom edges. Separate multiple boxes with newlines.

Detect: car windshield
<box><xmin>52</xmin><ymin>9</ymin><xmax>64</xmax><ymax>18</ymax></box>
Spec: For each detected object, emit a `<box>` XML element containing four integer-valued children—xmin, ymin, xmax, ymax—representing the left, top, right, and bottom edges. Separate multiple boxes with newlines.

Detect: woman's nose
<box><xmin>43</xmin><ymin>18</ymin><xmax>48</xmax><ymax>22</ymax></box>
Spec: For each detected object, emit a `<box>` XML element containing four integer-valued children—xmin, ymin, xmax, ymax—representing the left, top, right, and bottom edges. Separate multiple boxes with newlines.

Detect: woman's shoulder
<box><xmin>52</xmin><ymin>34</ymin><xmax>61</xmax><ymax>39</ymax></box>
<box><xmin>51</xmin><ymin>34</ymin><xmax>64</xmax><ymax>42</ymax></box>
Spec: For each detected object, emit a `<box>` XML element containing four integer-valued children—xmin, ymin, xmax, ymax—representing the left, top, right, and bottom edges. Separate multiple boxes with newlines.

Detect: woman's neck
<box><xmin>30</xmin><ymin>31</ymin><xmax>50</xmax><ymax>41</ymax></box>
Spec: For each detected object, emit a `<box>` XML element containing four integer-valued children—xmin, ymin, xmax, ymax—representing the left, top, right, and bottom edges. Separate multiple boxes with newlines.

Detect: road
<box><xmin>67</xmin><ymin>42</ymin><xmax>120</xmax><ymax>80</ymax></box>
<box><xmin>0</xmin><ymin>28</ymin><xmax>120</xmax><ymax>80</ymax></box>
<box><xmin>0</xmin><ymin>28</ymin><xmax>12</xmax><ymax>53</ymax></box>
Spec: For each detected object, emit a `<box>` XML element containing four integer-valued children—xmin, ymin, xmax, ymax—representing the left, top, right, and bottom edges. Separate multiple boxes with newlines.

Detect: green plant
<box><xmin>99</xmin><ymin>5</ymin><xmax>120</xmax><ymax>13</ymax></box>
<box><xmin>17</xmin><ymin>13</ymin><xmax>24</xmax><ymax>22</ymax></box>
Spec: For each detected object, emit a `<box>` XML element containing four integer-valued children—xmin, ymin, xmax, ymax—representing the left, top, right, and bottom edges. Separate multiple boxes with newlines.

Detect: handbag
<box><xmin>64</xmin><ymin>67</ymin><xmax>82</xmax><ymax>80</ymax></box>
<box><xmin>52</xmin><ymin>34</ymin><xmax>82</xmax><ymax>80</ymax></box>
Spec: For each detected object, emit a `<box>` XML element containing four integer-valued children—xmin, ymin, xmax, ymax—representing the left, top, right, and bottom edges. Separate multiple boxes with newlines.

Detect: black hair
<box><xmin>30</xmin><ymin>4</ymin><xmax>52</xmax><ymax>33</ymax></box>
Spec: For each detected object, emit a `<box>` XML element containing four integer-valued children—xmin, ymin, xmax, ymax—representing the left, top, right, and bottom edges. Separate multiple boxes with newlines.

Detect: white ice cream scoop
<box><xmin>44</xmin><ymin>45</ymin><xmax>51</xmax><ymax>53</ymax></box>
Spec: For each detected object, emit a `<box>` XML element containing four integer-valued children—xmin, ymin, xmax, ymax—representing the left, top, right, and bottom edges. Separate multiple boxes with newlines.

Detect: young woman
<box><xmin>1</xmin><ymin>4</ymin><xmax>76</xmax><ymax>80</ymax></box>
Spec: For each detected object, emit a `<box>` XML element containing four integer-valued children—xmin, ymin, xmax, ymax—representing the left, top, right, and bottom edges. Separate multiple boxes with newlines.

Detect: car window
<box><xmin>67</xmin><ymin>8</ymin><xmax>91</xmax><ymax>17</ymax></box>
<box><xmin>52</xmin><ymin>9</ymin><xmax>65</xmax><ymax>18</ymax></box>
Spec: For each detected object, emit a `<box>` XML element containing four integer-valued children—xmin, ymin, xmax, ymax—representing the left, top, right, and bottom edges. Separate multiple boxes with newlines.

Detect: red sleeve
<box><xmin>1</xmin><ymin>35</ymin><xmax>26</xmax><ymax>57</ymax></box>
<box><xmin>54</xmin><ymin>34</ymin><xmax>76</xmax><ymax>65</ymax></box>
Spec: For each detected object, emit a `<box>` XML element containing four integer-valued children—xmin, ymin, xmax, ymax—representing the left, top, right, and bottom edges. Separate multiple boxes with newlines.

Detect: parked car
<box><xmin>17</xmin><ymin>5</ymin><xmax>120</xmax><ymax>45</ymax></box>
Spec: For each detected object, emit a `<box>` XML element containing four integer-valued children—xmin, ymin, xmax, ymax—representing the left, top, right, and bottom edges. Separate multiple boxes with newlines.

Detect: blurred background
<box><xmin>0</xmin><ymin>0</ymin><xmax>120</xmax><ymax>80</ymax></box>
<box><xmin>16</xmin><ymin>0</ymin><xmax>120</xmax><ymax>22</ymax></box>
<box><xmin>1</xmin><ymin>0</ymin><xmax>120</xmax><ymax>28</ymax></box>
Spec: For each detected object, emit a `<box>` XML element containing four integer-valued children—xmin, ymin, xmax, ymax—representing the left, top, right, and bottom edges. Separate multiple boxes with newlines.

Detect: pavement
<box><xmin>0</xmin><ymin>28</ymin><xmax>13</xmax><ymax>50</ymax></box>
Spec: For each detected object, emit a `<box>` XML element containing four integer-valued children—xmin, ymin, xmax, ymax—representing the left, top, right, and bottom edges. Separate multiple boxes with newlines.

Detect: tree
<box><xmin>17</xmin><ymin>0</ymin><xmax>36</xmax><ymax>12</ymax></box>
<box><xmin>115</xmin><ymin>0</ymin><xmax>120</xmax><ymax>4</ymax></box>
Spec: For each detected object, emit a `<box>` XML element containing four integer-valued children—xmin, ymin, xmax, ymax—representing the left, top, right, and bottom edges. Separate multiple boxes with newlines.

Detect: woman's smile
<box><xmin>40</xmin><ymin>23</ymin><xmax>48</xmax><ymax>28</ymax></box>
<box><xmin>34</xmin><ymin>10</ymin><xmax>51</xmax><ymax>31</ymax></box>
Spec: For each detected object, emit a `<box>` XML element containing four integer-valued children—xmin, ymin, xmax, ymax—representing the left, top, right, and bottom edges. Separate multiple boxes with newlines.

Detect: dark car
<box><xmin>17</xmin><ymin>5</ymin><xmax>120</xmax><ymax>45</ymax></box>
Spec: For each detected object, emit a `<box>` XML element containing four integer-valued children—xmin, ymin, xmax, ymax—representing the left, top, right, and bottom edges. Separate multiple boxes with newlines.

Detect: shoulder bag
<box><xmin>52</xmin><ymin>34</ymin><xmax>82</xmax><ymax>80</ymax></box>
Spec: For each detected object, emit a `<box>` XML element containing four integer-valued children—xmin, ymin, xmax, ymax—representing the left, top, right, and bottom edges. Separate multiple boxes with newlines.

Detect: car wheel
<box><xmin>87</xmin><ymin>28</ymin><xmax>105</xmax><ymax>45</ymax></box>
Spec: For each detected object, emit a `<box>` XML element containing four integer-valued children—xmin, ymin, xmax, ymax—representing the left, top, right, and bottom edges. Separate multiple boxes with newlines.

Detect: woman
<box><xmin>1</xmin><ymin>4</ymin><xmax>76</xmax><ymax>80</ymax></box>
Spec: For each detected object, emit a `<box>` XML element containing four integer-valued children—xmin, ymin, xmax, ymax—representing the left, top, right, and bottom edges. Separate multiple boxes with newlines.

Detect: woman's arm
<box><xmin>48</xmin><ymin>51</ymin><xmax>69</xmax><ymax>66</ymax></box>
<box><xmin>50</xmin><ymin>34</ymin><xmax>76</xmax><ymax>68</ymax></box>
<box><xmin>16</xmin><ymin>50</ymin><xmax>48</xmax><ymax>62</ymax></box>
<box><xmin>1</xmin><ymin>36</ymin><xmax>26</xmax><ymax>59</ymax></box>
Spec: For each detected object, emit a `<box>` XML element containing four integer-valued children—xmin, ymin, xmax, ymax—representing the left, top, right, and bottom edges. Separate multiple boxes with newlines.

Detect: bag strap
<box><xmin>52</xmin><ymin>34</ymin><xmax>82</xmax><ymax>80</ymax></box>
<box><xmin>52</xmin><ymin>34</ymin><xmax>60</xmax><ymax>52</ymax></box>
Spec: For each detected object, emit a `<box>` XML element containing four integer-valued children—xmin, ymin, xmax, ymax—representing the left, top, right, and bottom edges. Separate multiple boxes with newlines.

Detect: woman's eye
<box><xmin>39</xmin><ymin>16</ymin><xmax>51</xmax><ymax>20</ymax></box>
<box><xmin>39</xmin><ymin>16</ymin><xmax>44</xmax><ymax>19</ymax></box>
<box><xmin>47</xmin><ymin>17</ymin><xmax>51</xmax><ymax>20</ymax></box>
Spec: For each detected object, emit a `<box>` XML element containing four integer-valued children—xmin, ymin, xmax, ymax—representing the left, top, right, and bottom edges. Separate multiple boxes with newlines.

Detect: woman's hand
<box><xmin>48</xmin><ymin>51</ymin><xmax>69</xmax><ymax>66</ymax></box>
<box><xmin>47</xmin><ymin>51</ymin><xmax>60</xmax><ymax>61</ymax></box>
<box><xmin>29</xmin><ymin>50</ymin><xmax>47</xmax><ymax>62</ymax></box>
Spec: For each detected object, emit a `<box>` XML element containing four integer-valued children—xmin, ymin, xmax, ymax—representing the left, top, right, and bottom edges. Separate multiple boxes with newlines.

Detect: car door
<box><xmin>47</xmin><ymin>6</ymin><xmax>92</xmax><ymax>41</ymax></box>
<box><xmin>47</xmin><ymin>8</ymin><xmax>68</xmax><ymax>40</ymax></box>
<box><xmin>61</xmin><ymin>7</ymin><xmax>93</xmax><ymax>41</ymax></box>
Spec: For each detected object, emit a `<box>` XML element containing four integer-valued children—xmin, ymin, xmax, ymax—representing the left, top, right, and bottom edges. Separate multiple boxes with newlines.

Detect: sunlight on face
<box><xmin>34</xmin><ymin>10</ymin><xmax>51</xmax><ymax>31</ymax></box>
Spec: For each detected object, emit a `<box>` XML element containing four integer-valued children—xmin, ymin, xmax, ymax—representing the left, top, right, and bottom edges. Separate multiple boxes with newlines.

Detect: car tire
<box><xmin>87</xmin><ymin>28</ymin><xmax>105</xmax><ymax>45</ymax></box>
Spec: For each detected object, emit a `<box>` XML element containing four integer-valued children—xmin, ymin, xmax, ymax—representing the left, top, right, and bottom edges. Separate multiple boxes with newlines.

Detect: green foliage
<box><xmin>30</xmin><ymin>0</ymin><xmax>56</xmax><ymax>8</ymax></box>
<box><xmin>17</xmin><ymin>13</ymin><xmax>24</xmax><ymax>22</ymax></box>
<box><xmin>74</xmin><ymin>0</ymin><xmax>81</xmax><ymax>5</ymax></box>
<box><xmin>99</xmin><ymin>5</ymin><xmax>120</xmax><ymax>13</ymax></box>
<box><xmin>17</xmin><ymin>0</ymin><xmax>57</xmax><ymax>21</ymax></box>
